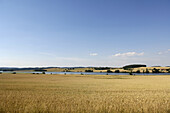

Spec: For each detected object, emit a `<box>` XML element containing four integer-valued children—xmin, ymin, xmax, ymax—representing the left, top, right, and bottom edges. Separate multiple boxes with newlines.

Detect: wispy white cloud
<box><xmin>55</xmin><ymin>57</ymin><xmax>95</xmax><ymax>67</ymax></box>
<box><xmin>113</xmin><ymin>52</ymin><xmax>144</xmax><ymax>57</ymax></box>
<box><xmin>158</xmin><ymin>52</ymin><xmax>163</xmax><ymax>55</ymax></box>
<box><xmin>55</xmin><ymin>57</ymin><xmax>85</xmax><ymax>61</ymax></box>
<box><xmin>90</xmin><ymin>53</ymin><xmax>98</xmax><ymax>56</ymax></box>
<box><xmin>39</xmin><ymin>52</ymin><xmax>56</xmax><ymax>57</ymax></box>
<box><xmin>158</xmin><ymin>49</ymin><xmax>170</xmax><ymax>55</ymax></box>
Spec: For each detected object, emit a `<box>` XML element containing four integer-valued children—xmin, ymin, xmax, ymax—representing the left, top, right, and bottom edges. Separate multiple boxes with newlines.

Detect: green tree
<box><xmin>107</xmin><ymin>70</ymin><xmax>113</xmax><ymax>73</ymax></box>
<box><xmin>145</xmin><ymin>68</ymin><xmax>149</xmax><ymax>73</ymax></box>
<box><xmin>115</xmin><ymin>70</ymin><xmax>120</xmax><ymax>73</ymax></box>
<box><xmin>136</xmin><ymin>70</ymin><xmax>140</xmax><ymax>73</ymax></box>
<box><xmin>152</xmin><ymin>68</ymin><xmax>160</xmax><ymax>73</ymax></box>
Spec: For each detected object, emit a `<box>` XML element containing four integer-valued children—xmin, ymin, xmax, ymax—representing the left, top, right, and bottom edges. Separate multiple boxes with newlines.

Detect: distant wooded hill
<box><xmin>123</xmin><ymin>64</ymin><xmax>147</xmax><ymax>70</ymax></box>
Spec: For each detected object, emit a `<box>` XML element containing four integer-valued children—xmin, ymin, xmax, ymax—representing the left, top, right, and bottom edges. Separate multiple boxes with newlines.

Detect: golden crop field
<box><xmin>0</xmin><ymin>73</ymin><xmax>170</xmax><ymax>113</ymax></box>
<box><xmin>45</xmin><ymin>67</ymin><xmax>170</xmax><ymax>73</ymax></box>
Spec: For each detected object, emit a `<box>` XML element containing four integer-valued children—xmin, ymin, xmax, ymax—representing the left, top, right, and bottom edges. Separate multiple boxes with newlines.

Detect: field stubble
<box><xmin>0</xmin><ymin>74</ymin><xmax>170</xmax><ymax>113</ymax></box>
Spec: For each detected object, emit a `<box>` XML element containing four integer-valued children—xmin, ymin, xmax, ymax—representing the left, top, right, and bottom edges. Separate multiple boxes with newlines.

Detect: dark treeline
<box><xmin>94</xmin><ymin>67</ymin><xmax>116</xmax><ymax>70</ymax></box>
<box><xmin>123</xmin><ymin>64</ymin><xmax>146</xmax><ymax>70</ymax></box>
<box><xmin>0</xmin><ymin>67</ymin><xmax>53</xmax><ymax>71</ymax></box>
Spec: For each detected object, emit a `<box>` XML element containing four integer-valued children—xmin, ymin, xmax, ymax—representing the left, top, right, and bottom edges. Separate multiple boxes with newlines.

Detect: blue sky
<box><xmin>0</xmin><ymin>0</ymin><xmax>170</xmax><ymax>67</ymax></box>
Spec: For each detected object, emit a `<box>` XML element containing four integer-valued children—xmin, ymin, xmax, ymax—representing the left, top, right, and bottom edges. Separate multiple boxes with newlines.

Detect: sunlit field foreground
<box><xmin>0</xmin><ymin>74</ymin><xmax>170</xmax><ymax>113</ymax></box>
